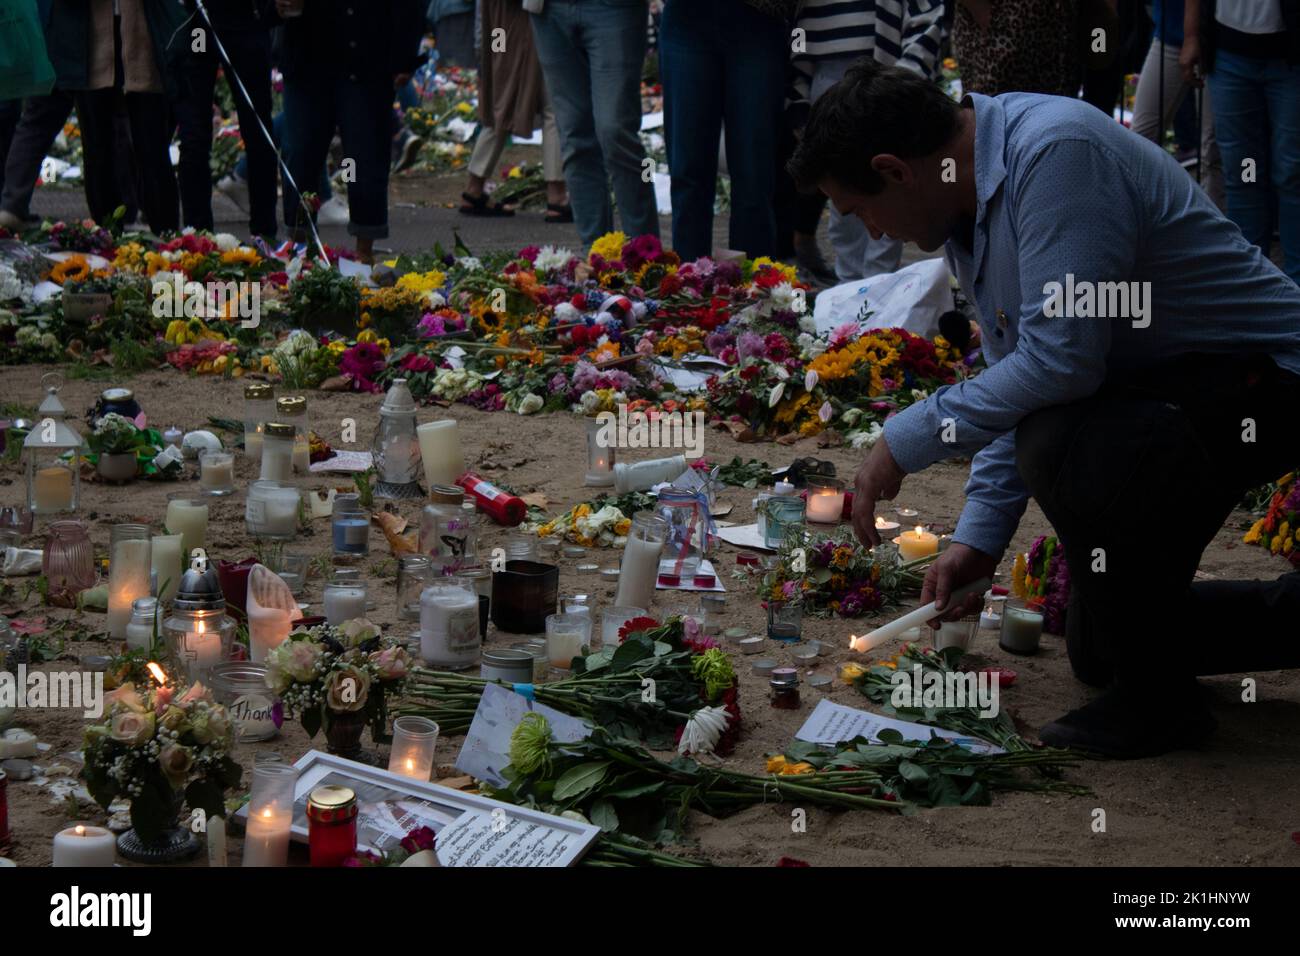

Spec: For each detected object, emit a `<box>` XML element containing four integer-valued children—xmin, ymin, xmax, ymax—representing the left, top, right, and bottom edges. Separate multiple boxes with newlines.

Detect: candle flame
<box><xmin>405</xmin><ymin>759</ymin><xmax>415</xmax><ymax>771</ymax></box>
<box><xmin>146</xmin><ymin>661</ymin><xmax>168</xmax><ymax>685</ymax></box>
<box><xmin>261</xmin><ymin>808</ymin><xmax>273</xmax><ymax>819</ymax></box>
<box><xmin>75</xmin><ymin>825</ymin><xmax>86</xmax><ymax>836</ymax></box>
<box><xmin>914</xmin><ymin>525</ymin><xmax>924</xmax><ymax>537</ymax></box>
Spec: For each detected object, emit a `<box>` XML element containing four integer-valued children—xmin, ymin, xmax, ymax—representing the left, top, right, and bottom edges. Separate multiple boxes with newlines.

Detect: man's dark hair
<box><xmin>788</xmin><ymin>59</ymin><xmax>963</xmax><ymax>194</ymax></box>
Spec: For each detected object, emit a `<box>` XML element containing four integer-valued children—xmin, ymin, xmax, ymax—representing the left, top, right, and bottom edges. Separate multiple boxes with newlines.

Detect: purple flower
<box><xmin>737</xmin><ymin>331</ymin><xmax>766</xmax><ymax>361</ymax></box>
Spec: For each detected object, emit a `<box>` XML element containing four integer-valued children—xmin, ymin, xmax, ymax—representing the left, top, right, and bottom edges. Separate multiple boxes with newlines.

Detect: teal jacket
<box><xmin>44</xmin><ymin>0</ymin><xmax>191</xmax><ymax>95</ymax></box>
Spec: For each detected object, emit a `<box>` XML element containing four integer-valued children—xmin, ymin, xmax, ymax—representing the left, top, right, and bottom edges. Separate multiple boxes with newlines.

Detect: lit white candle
<box><xmin>806</xmin><ymin>488</ymin><xmax>844</xmax><ymax>524</ymax></box>
<box><xmin>848</xmin><ymin>577</ymin><xmax>991</xmax><ymax>653</ymax></box>
<box><xmin>242</xmin><ymin>805</ymin><xmax>292</xmax><ymax>867</ymax></box>
<box><xmin>388</xmin><ymin>716</ymin><xmax>439</xmax><ymax>781</ymax></box>
<box><xmin>52</xmin><ymin>824</ymin><xmax>116</xmax><ymax>867</ymax></box>
<box><xmin>108</xmin><ymin>537</ymin><xmax>152</xmax><ymax>641</ymax></box>
<box><xmin>874</xmin><ymin>516</ymin><xmax>900</xmax><ymax>534</ymax></box>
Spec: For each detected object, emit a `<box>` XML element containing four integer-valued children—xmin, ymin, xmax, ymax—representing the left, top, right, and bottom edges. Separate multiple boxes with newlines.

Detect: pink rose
<box><xmin>368</xmin><ymin>645</ymin><xmax>411</xmax><ymax>681</ymax></box>
<box><xmin>109</xmin><ymin>709</ymin><xmax>155</xmax><ymax>746</ymax></box>
<box><xmin>158</xmin><ymin>743</ymin><xmax>194</xmax><ymax>787</ymax></box>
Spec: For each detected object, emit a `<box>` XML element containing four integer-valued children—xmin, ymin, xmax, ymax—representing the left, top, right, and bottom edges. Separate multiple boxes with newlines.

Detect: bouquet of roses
<box><xmin>1011</xmin><ymin>535</ymin><xmax>1071</xmax><ymax>635</ymax></box>
<box><xmin>82</xmin><ymin>681</ymin><xmax>242</xmax><ymax>842</ymax></box>
<box><xmin>264</xmin><ymin>618</ymin><xmax>412</xmax><ymax>742</ymax></box>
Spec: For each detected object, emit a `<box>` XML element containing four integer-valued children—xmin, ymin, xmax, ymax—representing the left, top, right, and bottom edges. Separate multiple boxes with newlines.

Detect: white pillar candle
<box><xmin>244</xmin><ymin>429</ymin><xmax>264</xmax><ymax>463</ymax></box>
<box><xmin>895</xmin><ymin>526</ymin><xmax>938</xmax><ymax>560</ymax></box>
<box><xmin>416</xmin><ymin>420</ymin><xmax>465</xmax><ymax>488</ymax></box>
<box><xmin>150</xmin><ymin>533</ymin><xmax>184</xmax><ymax>604</ymax></box>
<box><xmin>242</xmin><ymin>805</ymin><xmax>292</xmax><ymax>867</ymax></box>
<box><xmin>419</xmin><ymin>584</ymin><xmax>481</xmax><ymax>668</ymax></box>
<box><xmin>323</xmin><ymin>585</ymin><xmax>367</xmax><ymax>626</ymax></box>
<box><xmin>165</xmin><ymin>499</ymin><xmax>209</xmax><ymax>562</ymax></box>
<box><xmin>806</xmin><ymin>489</ymin><xmax>844</xmax><ymax>524</ymax></box>
<box><xmin>52</xmin><ymin>824</ymin><xmax>116</xmax><ymax>867</ymax></box>
<box><xmin>107</xmin><ymin>537</ymin><xmax>152</xmax><ymax>641</ymax></box>
<box><xmin>613</xmin><ymin>534</ymin><xmax>663</xmax><ymax>610</ymax></box>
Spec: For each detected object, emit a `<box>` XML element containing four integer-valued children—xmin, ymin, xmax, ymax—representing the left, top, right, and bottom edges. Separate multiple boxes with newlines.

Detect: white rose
<box><xmin>517</xmin><ymin>393</ymin><xmax>544</xmax><ymax>415</ymax></box>
<box><xmin>214</xmin><ymin>233</ymin><xmax>239</xmax><ymax>252</ymax></box>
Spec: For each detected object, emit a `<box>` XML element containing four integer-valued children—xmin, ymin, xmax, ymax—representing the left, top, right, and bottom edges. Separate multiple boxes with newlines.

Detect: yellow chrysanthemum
<box><xmin>589</xmin><ymin>231</ymin><xmax>627</xmax><ymax>262</ymax></box>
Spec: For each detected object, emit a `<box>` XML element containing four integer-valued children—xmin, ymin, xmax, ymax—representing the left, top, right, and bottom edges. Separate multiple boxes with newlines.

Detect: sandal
<box><xmin>544</xmin><ymin>202</ymin><xmax>574</xmax><ymax>224</ymax></box>
<box><xmin>458</xmin><ymin>191</ymin><xmax>515</xmax><ymax>217</ymax></box>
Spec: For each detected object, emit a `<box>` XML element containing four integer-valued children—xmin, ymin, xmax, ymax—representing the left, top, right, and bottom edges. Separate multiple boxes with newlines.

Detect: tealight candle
<box><xmin>242</xmin><ymin>762</ymin><xmax>297</xmax><ymax>867</ymax></box>
<box><xmin>52</xmin><ymin>824</ymin><xmax>116</xmax><ymax>867</ymax></box>
<box><xmin>874</xmin><ymin>515</ymin><xmax>900</xmax><ymax>534</ymax></box>
<box><xmin>387</xmin><ymin>716</ymin><xmax>439</xmax><ymax>781</ymax></box>
<box><xmin>894</xmin><ymin>526</ymin><xmax>938</xmax><ymax>560</ymax></box>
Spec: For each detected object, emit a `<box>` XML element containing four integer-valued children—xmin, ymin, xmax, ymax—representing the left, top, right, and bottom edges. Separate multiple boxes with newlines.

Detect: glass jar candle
<box><xmin>124</xmin><ymin>597</ymin><xmax>160</xmax><ymax>650</ymax></box>
<box><xmin>275</xmin><ymin>396</ymin><xmax>310</xmax><ymax>473</ymax></box>
<box><xmin>273</xmin><ymin>552</ymin><xmax>307</xmax><ymax>597</ymax></box>
<box><xmin>371</xmin><ymin>378</ymin><xmax>423</xmax><ymax>490</ymax></box>
<box><xmin>419</xmin><ymin>485</ymin><xmax>475</xmax><ymax>559</ymax></box>
<box><xmin>387</xmin><ymin>716</ymin><xmax>439</xmax><ymax>781</ymax></box>
<box><xmin>480</xmin><ymin>648</ymin><xmax>534</xmax><ymax>684</ymax></box>
<box><xmin>162</xmin><ymin>566</ymin><xmax>237</xmax><ymax>686</ymax></box>
<box><xmin>245</xmin><ymin>480</ymin><xmax>300</xmax><ymax>539</ymax></box>
<box><xmin>323</xmin><ymin>579</ymin><xmax>368</xmax><ymax>626</ymax></box>
<box><xmin>244</xmin><ymin>761</ymin><xmax>297</xmax><ymax>867</ymax></box>
<box><xmin>209</xmin><ymin>661</ymin><xmax>281</xmax><ymax>742</ymax></box>
<box><xmin>107</xmin><ymin>524</ymin><xmax>152</xmax><ymax>642</ymax></box>
<box><xmin>259</xmin><ymin>422</ymin><xmax>295</xmax><ymax>483</ymax></box>
<box><xmin>599</xmin><ymin>605</ymin><xmax>646</xmax><ymax>647</ymax></box>
<box><xmin>396</xmin><ymin>554</ymin><xmax>432</xmax><ymax>621</ymax></box>
<box><xmin>307</xmin><ymin>784</ymin><xmax>357</xmax><ymax>867</ymax></box>
<box><xmin>42</xmin><ymin>520</ymin><xmax>95</xmax><ymax>607</ymax></box>
<box><xmin>805</xmin><ymin>476</ymin><xmax>846</xmax><ymax>524</ymax></box>
<box><xmin>419</xmin><ymin>577</ymin><xmax>480</xmax><ymax>670</ymax></box>
<box><xmin>999</xmin><ymin>598</ymin><xmax>1043</xmax><ymax>655</ymax></box>
<box><xmin>770</xmin><ymin>670</ymin><xmax>801</xmax><ymax>709</ymax></box>
<box><xmin>242</xmin><ymin>382</ymin><xmax>274</xmax><ymax>464</ymax></box>
<box><xmin>935</xmin><ymin>614</ymin><xmax>980</xmax><ymax>653</ymax></box>
<box><xmin>613</xmin><ymin>513</ymin><xmax>668</xmax><ymax>611</ymax></box>
<box><xmin>545</xmin><ymin>612</ymin><xmax>588</xmax><ymax>674</ymax></box>
<box><xmin>767</xmin><ymin>602</ymin><xmax>803</xmax><ymax>642</ymax></box>
<box><xmin>762</xmin><ymin>495</ymin><xmax>806</xmax><ymax>550</ymax></box>
<box><xmin>331</xmin><ymin>492</ymin><xmax>369</xmax><ymax>559</ymax></box>
<box><xmin>164</xmin><ymin>494</ymin><xmax>209</xmax><ymax>565</ymax></box>
<box><xmin>584</xmin><ymin>415</ymin><xmax>615</xmax><ymax>486</ymax></box>
<box><xmin>656</xmin><ymin>486</ymin><xmax>710</xmax><ymax>581</ymax></box>
<box><xmin>505</xmin><ymin>534</ymin><xmax>537</xmax><ymax>562</ymax></box>
<box><xmin>510</xmin><ymin>640</ymin><xmax>549</xmax><ymax>682</ymax></box>
<box><xmin>199</xmin><ymin>449</ymin><xmax>235</xmax><ymax>496</ymax></box>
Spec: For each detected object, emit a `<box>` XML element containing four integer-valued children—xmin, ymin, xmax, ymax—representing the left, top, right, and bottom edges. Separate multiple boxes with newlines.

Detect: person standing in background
<box><xmin>951</xmin><ymin>0</ymin><xmax>1080</xmax><ymax>95</ymax></box>
<box><xmin>174</xmin><ymin>0</ymin><xmax>280</xmax><ymax>240</ymax></box>
<box><xmin>529</xmin><ymin>0</ymin><xmax>659</xmax><ymax>244</ymax></box>
<box><xmin>278</xmin><ymin>0</ymin><xmax>426</xmax><ymax>263</ymax></box>
<box><xmin>1131</xmin><ymin>0</ymin><xmax>1223</xmax><ymax>208</ymax></box>
<box><xmin>787</xmin><ymin>0</ymin><xmax>946</xmax><ymax>281</ymax></box>
<box><xmin>1184</xmin><ymin>0</ymin><xmax>1300</xmax><ymax>285</ymax></box>
<box><xmin>429</xmin><ymin>0</ymin><xmax>477</xmax><ymax>66</ymax></box>
<box><xmin>459</xmin><ymin>0</ymin><xmax>569</xmax><ymax>222</ymax></box>
<box><xmin>59</xmin><ymin>0</ymin><xmax>187</xmax><ymax>232</ymax></box>
<box><xmin>658</xmin><ymin>0</ymin><xmax>789</xmax><ymax>261</ymax></box>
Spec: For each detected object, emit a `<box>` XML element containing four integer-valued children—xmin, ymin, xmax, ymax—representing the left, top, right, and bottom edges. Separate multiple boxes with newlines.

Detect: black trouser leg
<box><xmin>221</xmin><ymin>31</ymin><xmax>277</xmax><ymax>239</ymax></box>
<box><xmin>125</xmin><ymin>91</ymin><xmax>179</xmax><ymax>234</ymax></box>
<box><xmin>0</xmin><ymin>91</ymin><xmax>74</xmax><ymax>218</ymax></box>
<box><xmin>175</xmin><ymin>48</ymin><xmax>220</xmax><ymax>232</ymax></box>
<box><xmin>1016</xmin><ymin>356</ymin><xmax>1300</xmax><ymax>696</ymax></box>
<box><xmin>74</xmin><ymin>88</ymin><xmax>125</xmax><ymax>224</ymax></box>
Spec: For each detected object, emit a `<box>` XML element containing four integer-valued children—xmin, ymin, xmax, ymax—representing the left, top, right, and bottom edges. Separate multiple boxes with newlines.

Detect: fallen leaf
<box><xmin>521</xmin><ymin>492</ymin><xmax>548</xmax><ymax>509</ymax></box>
<box><xmin>319</xmin><ymin>375</ymin><xmax>353</xmax><ymax>392</ymax></box>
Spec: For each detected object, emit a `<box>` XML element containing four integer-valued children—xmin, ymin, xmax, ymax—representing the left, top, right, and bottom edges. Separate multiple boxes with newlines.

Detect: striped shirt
<box><xmin>790</xmin><ymin>0</ymin><xmax>946</xmax><ymax>110</ymax></box>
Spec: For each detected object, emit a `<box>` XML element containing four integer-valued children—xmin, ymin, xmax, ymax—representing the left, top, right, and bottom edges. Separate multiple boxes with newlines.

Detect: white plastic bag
<box><xmin>812</xmin><ymin>257</ymin><xmax>954</xmax><ymax>338</ymax></box>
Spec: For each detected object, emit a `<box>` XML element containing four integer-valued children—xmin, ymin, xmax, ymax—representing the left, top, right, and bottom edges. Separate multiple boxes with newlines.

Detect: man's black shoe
<box><xmin>1039</xmin><ymin>685</ymin><xmax>1216</xmax><ymax>758</ymax></box>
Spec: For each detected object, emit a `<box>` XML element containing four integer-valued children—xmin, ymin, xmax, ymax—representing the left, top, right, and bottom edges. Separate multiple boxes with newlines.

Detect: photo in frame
<box><xmin>233</xmin><ymin>750</ymin><xmax>600</xmax><ymax>867</ymax></box>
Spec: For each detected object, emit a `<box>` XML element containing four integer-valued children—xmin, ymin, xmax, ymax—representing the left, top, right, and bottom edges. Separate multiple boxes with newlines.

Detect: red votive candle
<box><xmin>306</xmin><ymin>785</ymin><xmax>357</xmax><ymax>867</ymax></box>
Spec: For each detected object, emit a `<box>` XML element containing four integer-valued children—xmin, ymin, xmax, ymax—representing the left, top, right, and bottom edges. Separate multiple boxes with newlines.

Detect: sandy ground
<box><xmin>1</xmin><ymin>363</ymin><xmax>1297</xmax><ymax>868</ymax></box>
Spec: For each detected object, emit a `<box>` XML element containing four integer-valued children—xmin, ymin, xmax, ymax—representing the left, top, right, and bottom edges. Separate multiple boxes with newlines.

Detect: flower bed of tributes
<box><xmin>0</xmin><ymin>221</ymin><xmax>976</xmax><ymax>451</ymax></box>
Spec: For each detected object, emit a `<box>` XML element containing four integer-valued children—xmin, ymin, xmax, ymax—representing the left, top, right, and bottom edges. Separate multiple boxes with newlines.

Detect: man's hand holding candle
<box><xmin>919</xmin><ymin>542</ymin><xmax>999</xmax><ymax>627</ymax></box>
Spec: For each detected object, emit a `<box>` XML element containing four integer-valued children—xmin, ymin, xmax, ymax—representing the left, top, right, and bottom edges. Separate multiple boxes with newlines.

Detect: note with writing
<box><xmin>795</xmin><ymin>699</ymin><xmax>1004</xmax><ymax>755</ymax></box>
<box><xmin>436</xmin><ymin>810</ymin><xmax>591</xmax><ymax>867</ymax></box>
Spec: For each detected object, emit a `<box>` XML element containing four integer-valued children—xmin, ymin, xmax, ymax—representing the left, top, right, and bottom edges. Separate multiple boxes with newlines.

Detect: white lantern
<box><xmin>372</xmin><ymin>378</ymin><xmax>423</xmax><ymax>499</ymax></box>
<box><xmin>24</xmin><ymin>373</ymin><xmax>84</xmax><ymax>515</ymax></box>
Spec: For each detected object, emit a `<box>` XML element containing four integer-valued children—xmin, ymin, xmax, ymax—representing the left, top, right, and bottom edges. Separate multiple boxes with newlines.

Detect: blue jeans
<box><xmin>659</xmin><ymin>0</ymin><xmax>786</xmax><ymax>261</ymax></box>
<box><xmin>1208</xmin><ymin>49</ymin><xmax>1300</xmax><ymax>285</ymax></box>
<box><xmin>282</xmin><ymin>75</ymin><xmax>394</xmax><ymax>239</ymax></box>
<box><xmin>530</xmin><ymin>0</ymin><xmax>658</xmax><ymax>245</ymax></box>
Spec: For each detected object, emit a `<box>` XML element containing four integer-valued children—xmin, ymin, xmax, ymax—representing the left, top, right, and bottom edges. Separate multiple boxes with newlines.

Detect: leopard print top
<box><xmin>952</xmin><ymin>0</ymin><xmax>1082</xmax><ymax>96</ymax></box>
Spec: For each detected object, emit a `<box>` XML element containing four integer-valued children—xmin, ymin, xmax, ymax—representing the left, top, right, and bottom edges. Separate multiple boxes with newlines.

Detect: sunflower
<box><xmin>49</xmin><ymin>255</ymin><xmax>91</xmax><ymax>285</ymax></box>
<box><xmin>219</xmin><ymin>247</ymin><xmax>262</xmax><ymax>267</ymax></box>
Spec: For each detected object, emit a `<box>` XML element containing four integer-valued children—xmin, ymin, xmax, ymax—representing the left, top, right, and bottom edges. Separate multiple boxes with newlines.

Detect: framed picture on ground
<box><xmin>233</xmin><ymin>750</ymin><xmax>600</xmax><ymax>867</ymax></box>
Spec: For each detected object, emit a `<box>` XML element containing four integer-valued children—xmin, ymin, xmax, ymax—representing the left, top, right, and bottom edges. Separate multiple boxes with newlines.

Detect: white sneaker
<box><xmin>317</xmin><ymin>196</ymin><xmax>350</xmax><ymax>225</ymax></box>
<box><xmin>216</xmin><ymin>174</ymin><xmax>250</xmax><ymax>211</ymax></box>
